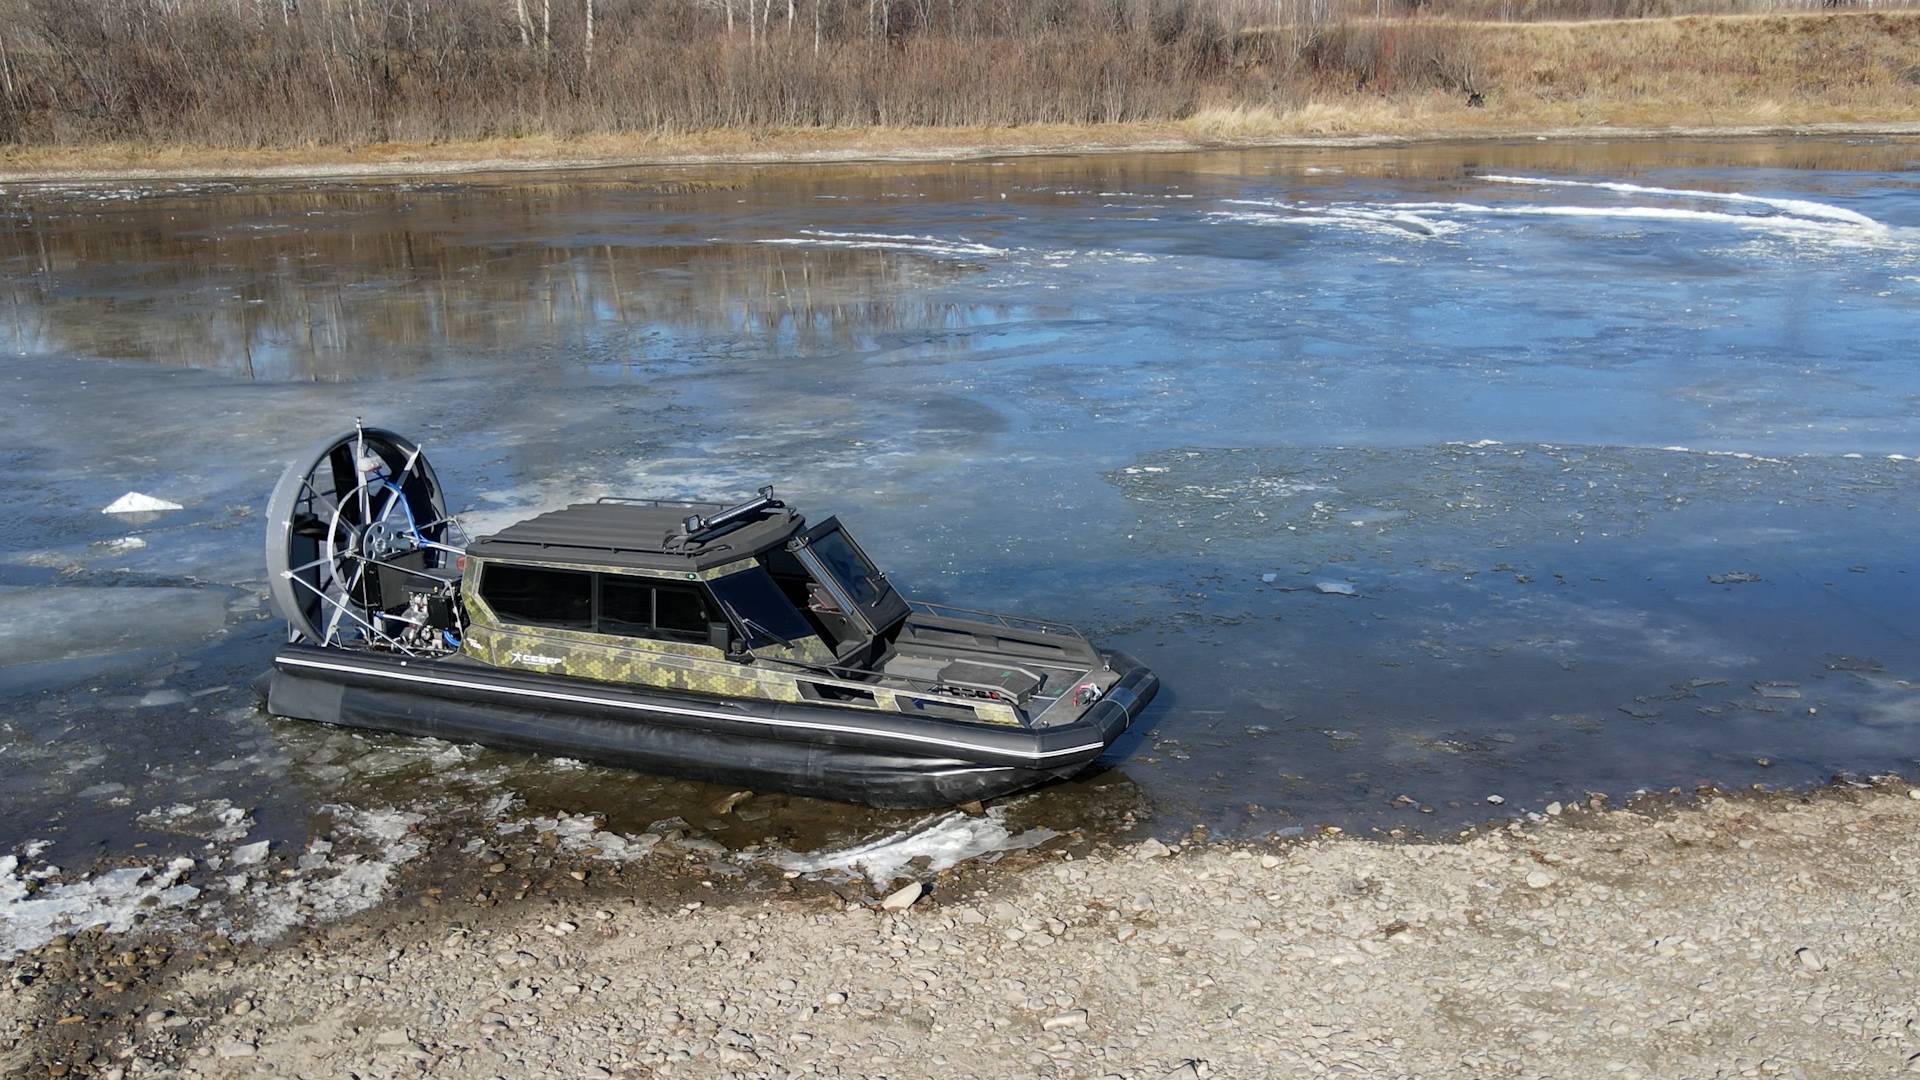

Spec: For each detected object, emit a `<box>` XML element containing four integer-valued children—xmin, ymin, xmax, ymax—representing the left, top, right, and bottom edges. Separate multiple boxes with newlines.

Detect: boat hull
<box><xmin>262</xmin><ymin>645</ymin><xmax>1157</xmax><ymax>808</ymax></box>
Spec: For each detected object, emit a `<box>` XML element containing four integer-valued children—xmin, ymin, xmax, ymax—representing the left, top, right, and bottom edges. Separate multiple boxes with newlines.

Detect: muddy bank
<box><xmin>9</xmin><ymin>784</ymin><xmax>1920</xmax><ymax>1077</ymax></box>
<box><xmin>4</xmin><ymin>120</ymin><xmax>1920</xmax><ymax>184</ymax></box>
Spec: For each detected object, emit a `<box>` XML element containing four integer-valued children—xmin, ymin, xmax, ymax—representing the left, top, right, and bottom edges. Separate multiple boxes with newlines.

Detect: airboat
<box><xmin>258</xmin><ymin>425</ymin><xmax>1157</xmax><ymax>807</ymax></box>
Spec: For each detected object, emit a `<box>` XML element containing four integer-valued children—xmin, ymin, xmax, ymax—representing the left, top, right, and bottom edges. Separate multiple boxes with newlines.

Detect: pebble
<box><xmin>1796</xmin><ymin>947</ymin><xmax>1824</xmax><ymax>972</ymax></box>
<box><xmin>1042</xmin><ymin>1009</ymin><xmax>1089</xmax><ymax>1031</ymax></box>
<box><xmin>1135</xmin><ymin>838</ymin><xmax>1172</xmax><ymax>860</ymax></box>
<box><xmin>881</xmin><ymin>882</ymin><xmax>924</xmax><ymax>912</ymax></box>
<box><xmin>1486</xmin><ymin>795</ymin><xmax>1506</xmax><ymax>806</ymax></box>
<box><xmin>1526</xmin><ymin>870</ymin><xmax>1554</xmax><ymax>889</ymax></box>
<box><xmin>214</xmin><ymin>1040</ymin><xmax>256</xmax><ymax>1059</ymax></box>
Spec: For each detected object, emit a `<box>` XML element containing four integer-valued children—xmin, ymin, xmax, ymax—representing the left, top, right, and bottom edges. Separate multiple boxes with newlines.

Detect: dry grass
<box><xmin>1199</xmin><ymin>10</ymin><xmax>1920</xmax><ymax>137</ymax></box>
<box><xmin>0</xmin><ymin>123</ymin><xmax>1197</xmax><ymax>176</ymax></box>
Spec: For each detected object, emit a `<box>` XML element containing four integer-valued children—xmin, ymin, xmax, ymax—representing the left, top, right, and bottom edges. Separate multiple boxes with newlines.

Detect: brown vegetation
<box><xmin>0</xmin><ymin>0</ymin><xmax>1914</xmax><ymax>165</ymax></box>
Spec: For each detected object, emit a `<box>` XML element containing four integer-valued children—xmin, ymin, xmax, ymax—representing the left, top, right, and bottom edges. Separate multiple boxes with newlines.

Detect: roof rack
<box><xmin>593</xmin><ymin>495</ymin><xmax>728</xmax><ymax>510</ymax></box>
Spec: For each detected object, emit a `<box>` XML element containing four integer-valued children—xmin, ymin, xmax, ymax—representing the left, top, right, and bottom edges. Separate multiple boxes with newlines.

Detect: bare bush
<box><xmin>0</xmin><ymin>0</ymin><xmax>1911</xmax><ymax>148</ymax></box>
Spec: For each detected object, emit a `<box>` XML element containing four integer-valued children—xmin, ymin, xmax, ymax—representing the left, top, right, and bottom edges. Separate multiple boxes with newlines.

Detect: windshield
<box><xmin>809</xmin><ymin>527</ymin><xmax>882</xmax><ymax>605</ymax></box>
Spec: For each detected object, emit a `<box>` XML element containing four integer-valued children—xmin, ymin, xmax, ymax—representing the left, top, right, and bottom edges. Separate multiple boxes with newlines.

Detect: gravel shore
<box><xmin>14</xmin><ymin>784</ymin><xmax>1920</xmax><ymax>1078</ymax></box>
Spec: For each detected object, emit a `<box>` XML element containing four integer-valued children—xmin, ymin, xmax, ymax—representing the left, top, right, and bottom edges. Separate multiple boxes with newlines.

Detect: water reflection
<box><xmin>5</xmin><ymin>135</ymin><xmax>1915</xmax><ymax>379</ymax></box>
<box><xmin>1</xmin><ymin>229</ymin><xmax>991</xmax><ymax>379</ymax></box>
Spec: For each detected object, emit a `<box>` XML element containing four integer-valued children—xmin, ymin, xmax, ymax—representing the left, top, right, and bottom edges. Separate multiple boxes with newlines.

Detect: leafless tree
<box><xmin>512</xmin><ymin>0</ymin><xmax>532</xmax><ymax>46</ymax></box>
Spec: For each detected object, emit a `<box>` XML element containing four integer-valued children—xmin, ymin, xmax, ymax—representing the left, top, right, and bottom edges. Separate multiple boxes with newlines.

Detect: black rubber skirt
<box><xmin>261</xmin><ymin>645</ymin><xmax>1157</xmax><ymax>808</ymax></box>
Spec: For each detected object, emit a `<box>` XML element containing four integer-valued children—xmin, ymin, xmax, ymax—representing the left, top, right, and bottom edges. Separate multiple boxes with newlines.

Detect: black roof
<box><xmin>467</xmin><ymin>500</ymin><xmax>804</xmax><ymax>572</ymax></box>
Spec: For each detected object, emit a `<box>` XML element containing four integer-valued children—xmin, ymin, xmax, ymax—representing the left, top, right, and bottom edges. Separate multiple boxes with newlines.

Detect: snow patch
<box><xmin>1658</xmin><ymin>445</ymin><xmax>1789</xmax><ymax>465</ymax></box>
<box><xmin>1477</xmin><ymin>174</ymin><xmax>1882</xmax><ymax>229</ymax></box>
<box><xmin>1377</xmin><ymin>196</ymin><xmax>1898</xmax><ymax>247</ymax></box>
<box><xmin>1212</xmin><ymin>201</ymin><xmax>1464</xmax><ymax>240</ymax></box>
<box><xmin>749</xmin><ymin>230</ymin><xmax>1007</xmax><ymax>258</ymax></box>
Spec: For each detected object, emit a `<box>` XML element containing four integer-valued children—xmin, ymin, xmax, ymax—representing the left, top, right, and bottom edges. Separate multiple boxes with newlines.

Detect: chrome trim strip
<box><xmin>276</xmin><ymin>655</ymin><xmax>1108</xmax><ymax>762</ymax></box>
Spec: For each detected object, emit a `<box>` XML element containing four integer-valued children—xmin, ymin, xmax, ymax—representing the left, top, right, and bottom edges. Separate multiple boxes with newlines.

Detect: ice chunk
<box><xmin>774</xmin><ymin>808</ymin><xmax>1058</xmax><ymax>886</ymax></box>
<box><xmin>0</xmin><ymin>855</ymin><xmax>199</xmax><ymax>958</ymax></box>
<box><xmin>234</xmin><ymin>807</ymin><xmax>426</xmax><ymax>943</ymax></box>
<box><xmin>499</xmin><ymin>813</ymin><xmax>660</xmax><ymax>862</ymax></box>
<box><xmin>230</xmin><ymin>840</ymin><xmax>270</xmax><ymax>866</ymax></box>
<box><xmin>103</xmin><ymin>492</ymin><xmax>182</xmax><ymax>514</ymax></box>
<box><xmin>1315</xmin><ymin>581</ymin><xmax>1357</xmax><ymax>596</ymax></box>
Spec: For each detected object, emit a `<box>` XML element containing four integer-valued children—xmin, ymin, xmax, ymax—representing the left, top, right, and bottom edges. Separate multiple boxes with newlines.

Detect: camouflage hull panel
<box><xmin>462</xmin><ymin>589</ymin><xmax>1023</xmax><ymax>727</ymax></box>
<box><xmin>263</xmin><ymin>644</ymin><xmax>1158</xmax><ymax>808</ymax></box>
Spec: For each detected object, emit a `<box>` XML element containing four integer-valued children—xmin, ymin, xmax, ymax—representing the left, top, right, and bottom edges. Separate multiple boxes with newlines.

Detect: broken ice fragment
<box><xmin>1314</xmin><ymin>581</ymin><xmax>1357</xmax><ymax>596</ymax></box>
<box><xmin>103</xmin><ymin>493</ymin><xmax>183</xmax><ymax>514</ymax></box>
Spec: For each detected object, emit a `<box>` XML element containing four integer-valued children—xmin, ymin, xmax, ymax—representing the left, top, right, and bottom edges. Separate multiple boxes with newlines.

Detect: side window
<box><xmin>481</xmin><ymin>565</ymin><xmax>592</xmax><ymax>630</ymax></box>
<box><xmin>594</xmin><ymin>576</ymin><xmax>714</xmax><ymax>645</ymax></box>
<box><xmin>597</xmin><ymin>575</ymin><xmax>655</xmax><ymax>637</ymax></box>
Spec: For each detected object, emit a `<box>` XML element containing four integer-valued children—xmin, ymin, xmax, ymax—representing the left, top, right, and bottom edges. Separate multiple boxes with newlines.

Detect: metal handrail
<box><xmin>905</xmin><ymin>598</ymin><xmax>1087</xmax><ymax>642</ymax></box>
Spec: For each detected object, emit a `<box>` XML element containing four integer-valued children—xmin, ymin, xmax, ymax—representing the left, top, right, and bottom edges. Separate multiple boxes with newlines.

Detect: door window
<box><xmin>597</xmin><ymin>575</ymin><xmax>656</xmax><ymax>636</ymax></box>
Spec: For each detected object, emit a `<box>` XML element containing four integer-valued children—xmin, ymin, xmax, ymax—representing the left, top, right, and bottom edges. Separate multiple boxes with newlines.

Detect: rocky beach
<box><xmin>8</xmin><ymin>783</ymin><xmax>1920</xmax><ymax>1078</ymax></box>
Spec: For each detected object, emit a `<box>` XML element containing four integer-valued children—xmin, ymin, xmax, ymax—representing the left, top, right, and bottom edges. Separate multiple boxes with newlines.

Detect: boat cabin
<box><xmin>455</xmin><ymin>491</ymin><xmax>1108</xmax><ymax>728</ymax></box>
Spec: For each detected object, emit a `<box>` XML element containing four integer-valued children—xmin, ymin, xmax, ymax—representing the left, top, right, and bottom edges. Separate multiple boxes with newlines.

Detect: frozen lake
<box><xmin>3</xmin><ymin>136</ymin><xmax>1919</xmax><ymax>925</ymax></box>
